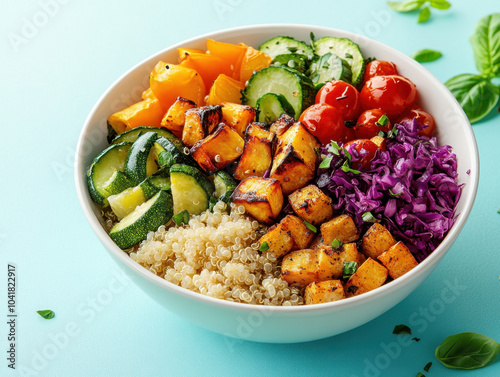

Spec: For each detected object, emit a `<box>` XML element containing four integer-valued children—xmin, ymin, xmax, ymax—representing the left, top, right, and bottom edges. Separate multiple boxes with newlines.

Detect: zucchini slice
<box><xmin>87</xmin><ymin>142</ymin><xmax>132</xmax><ymax>206</ymax></box>
<box><xmin>154</xmin><ymin>136</ymin><xmax>196</xmax><ymax>168</ymax></box>
<box><xmin>259</xmin><ymin>36</ymin><xmax>314</xmax><ymax>59</ymax></box>
<box><xmin>109</xmin><ymin>190</ymin><xmax>173</xmax><ymax>250</ymax></box>
<box><xmin>312</xmin><ymin>37</ymin><xmax>365</xmax><ymax>87</ymax></box>
<box><xmin>102</xmin><ymin>170</ymin><xmax>133</xmax><ymax>196</ymax></box>
<box><xmin>111</xmin><ymin>126</ymin><xmax>176</xmax><ymax>144</ymax></box>
<box><xmin>272</xmin><ymin>53</ymin><xmax>310</xmax><ymax>74</ymax></box>
<box><xmin>124</xmin><ymin>131</ymin><xmax>158</xmax><ymax>185</ymax></box>
<box><xmin>309</xmin><ymin>53</ymin><xmax>352</xmax><ymax>86</ymax></box>
<box><xmin>170</xmin><ymin>164</ymin><xmax>215</xmax><ymax>215</ymax></box>
<box><xmin>256</xmin><ymin>93</ymin><xmax>295</xmax><ymax>124</ymax></box>
<box><xmin>242</xmin><ymin>66</ymin><xmax>316</xmax><ymax>120</ymax></box>
<box><xmin>214</xmin><ymin>170</ymin><xmax>238</xmax><ymax>205</ymax></box>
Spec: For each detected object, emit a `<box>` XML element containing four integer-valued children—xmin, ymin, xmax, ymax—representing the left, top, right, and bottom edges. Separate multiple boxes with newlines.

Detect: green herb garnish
<box><xmin>446</xmin><ymin>13</ymin><xmax>500</xmax><ymax>123</ymax></box>
<box><xmin>393</xmin><ymin>324</ymin><xmax>412</xmax><ymax>335</ymax></box>
<box><xmin>411</xmin><ymin>48</ymin><xmax>443</xmax><ymax>63</ymax></box>
<box><xmin>387</xmin><ymin>0</ymin><xmax>451</xmax><ymax>23</ymax></box>
<box><xmin>341</xmin><ymin>162</ymin><xmax>361</xmax><ymax>175</ymax></box>
<box><xmin>37</xmin><ymin>310</ymin><xmax>55</xmax><ymax>319</ymax></box>
<box><xmin>435</xmin><ymin>332</ymin><xmax>500</xmax><ymax>370</ymax></box>
<box><xmin>319</xmin><ymin>156</ymin><xmax>333</xmax><ymax>169</ymax></box>
<box><xmin>342</xmin><ymin>261</ymin><xmax>357</xmax><ymax>279</ymax></box>
<box><xmin>423</xmin><ymin>362</ymin><xmax>432</xmax><ymax>372</ymax></box>
<box><xmin>376</xmin><ymin>114</ymin><xmax>389</xmax><ymax>127</ymax></box>
<box><xmin>331</xmin><ymin>238</ymin><xmax>344</xmax><ymax>249</ymax></box>
<box><xmin>416</xmin><ymin>373</ymin><xmax>425</xmax><ymax>377</ymax></box>
<box><xmin>258</xmin><ymin>241</ymin><xmax>269</xmax><ymax>252</ymax></box>
<box><xmin>389</xmin><ymin>189</ymin><xmax>402</xmax><ymax>197</ymax></box>
<box><xmin>172</xmin><ymin>210</ymin><xmax>190</xmax><ymax>226</ymax></box>
<box><xmin>303</xmin><ymin>220</ymin><xmax>317</xmax><ymax>233</ymax></box>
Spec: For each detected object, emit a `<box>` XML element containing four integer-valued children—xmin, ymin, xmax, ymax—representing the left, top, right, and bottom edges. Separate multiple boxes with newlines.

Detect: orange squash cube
<box><xmin>107</xmin><ymin>98</ymin><xmax>164</xmax><ymax>134</ymax></box>
<box><xmin>206</xmin><ymin>74</ymin><xmax>245</xmax><ymax>106</ymax></box>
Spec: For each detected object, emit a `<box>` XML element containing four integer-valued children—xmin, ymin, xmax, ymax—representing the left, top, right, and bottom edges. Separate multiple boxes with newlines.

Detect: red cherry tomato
<box><xmin>315</xmin><ymin>80</ymin><xmax>361</xmax><ymax>121</ymax></box>
<box><xmin>299</xmin><ymin>103</ymin><xmax>345</xmax><ymax>144</ymax></box>
<box><xmin>344</xmin><ymin>139</ymin><xmax>379</xmax><ymax>169</ymax></box>
<box><xmin>397</xmin><ymin>105</ymin><xmax>436</xmax><ymax>138</ymax></box>
<box><xmin>360</xmin><ymin>75</ymin><xmax>418</xmax><ymax>120</ymax></box>
<box><xmin>342</xmin><ymin>127</ymin><xmax>356</xmax><ymax>143</ymax></box>
<box><xmin>363</xmin><ymin>60</ymin><xmax>398</xmax><ymax>82</ymax></box>
<box><xmin>353</xmin><ymin>109</ymin><xmax>392</xmax><ymax>139</ymax></box>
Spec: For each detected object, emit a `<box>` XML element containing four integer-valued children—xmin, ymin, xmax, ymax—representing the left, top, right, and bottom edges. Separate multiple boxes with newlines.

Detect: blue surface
<box><xmin>1</xmin><ymin>0</ymin><xmax>499</xmax><ymax>376</ymax></box>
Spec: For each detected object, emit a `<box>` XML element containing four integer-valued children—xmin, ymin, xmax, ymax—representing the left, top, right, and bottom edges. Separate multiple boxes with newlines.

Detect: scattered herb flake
<box><xmin>417</xmin><ymin>6</ymin><xmax>431</xmax><ymax>23</ymax></box>
<box><xmin>393</xmin><ymin>324</ymin><xmax>412</xmax><ymax>335</ymax></box>
<box><xmin>424</xmin><ymin>362</ymin><xmax>432</xmax><ymax>372</ymax></box>
<box><xmin>389</xmin><ymin>189</ymin><xmax>402</xmax><ymax>197</ymax></box>
<box><xmin>376</xmin><ymin>114</ymin><xmax>389</xmax><ymax>127</ymax></box>
<box><xmin>37</xmin><ymin>310</ymin><xmax>55</xmax><ymax>319</ymax></box>
<box><xmin>416</xmin><ymin>373</ymin><xmax>425</xmax><ymax>377</ymax></box>
<box><xmin>172</xmin><ymin>210</ymin><xmax>190</xmax><ymax>226</ymax></box>
<box><xmin>319</xmin><ymin>156</ymin><xmax>333</xmax><ymax>169</ymax></box>
<box><xmin>343</xmin><ymin>261</ymin><xmax>358</xmax><ymax>279</ymax></box>
<box><xmin>341</xmin><ymin>163</ymin><xmax>361</xmax><ymax>175</ymax></box>
<box><xmin>304</xmin><ymin>220</ymin><xmax>317</xmax><ymax>233</ymax></box>
<box><xmin>331</xmin><ymin>238</ymin><xmax>344</xmax><ymax>249</ymax></box>
<box><xmin>362</xmin><ymin>211</ymin><xmax>377</xmax><ymax>223</ymax></box>
<box><xmin>258</xmin><ymin>241</ymin><xmax>269</xmax><ymax>252</ymax></box>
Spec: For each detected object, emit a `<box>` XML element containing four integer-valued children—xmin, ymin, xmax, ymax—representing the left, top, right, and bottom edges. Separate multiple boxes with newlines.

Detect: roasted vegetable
<box><xmin>270</xmin><ymin>122</ymin><xmax>320</xmax><ymax>194</ymax></box>
<box><xmin>182</xmin><ymin>105</ymin><xmax>222</xmax><ymax>147</ymax></box>
<box><xmin>231</xmin><ymin>177</ymin><xmax>283</xmax><ymax>225</ymax></box>
<box><xmin>107</xmin><ymin>98</ymin><xmax>164</xmax><ymax>134</ymax></box>
<box><xmin>206</xmin><ymin>74</ymin><xmax>246</xmax><ymax>106</ymax></box>
<box><xmin>320</xmin><ymin>214</ymin><xmax>359</xmax><ymax>245</ymax></box>
<box><xmin>269</xmin><ymin>114</ymin><xmax>295</xmax><ymax>137</ymax></box>
<box><xmin>279</xmin><ymin>214</ymin><xmax>315</xmax><ymax>250</ymax></box>
<box><xmin>304</xmin><ymin>280</ymin><xmax>346</xmax><ymax>305</ymax></box>
<box><xmin>345</xmin><ymin>258</ymin><xmax>388</xmax><ymax>297</ymax></box>
<box><xmin>281</xmin><ymin>249</ymin><xmax>319</xmax><ymax>287</ymax></box>
<box><xmin>233</xmin><ymin>123</ymin><xmax>275</xmax><ymax>180</ymax></box>
<box><xmin>362</xmin><ymin>223</ymin><xmax>397</xmax><ymax>260</ymax></box>
<box><xmin>288</xmin><ymin>184</ymin><xmax>333</xmax><ymax>226</ymax></box>
<box><xmin>160</xmin><ymin>97</ymin><xmax>197</xmax><ymax>138</ymax></box>
<box><xmin>317</xmin><ymin>243</ymin><xmax>364</xmax><ymax>281</ymax></box>
<box><xmin>206</xmin><ymin>39</ymin><xmax>247</xmax><ymax>80</ymax></box>
<box><xmin>190</xmin><ymin>123</ymin><xmax>244</xmax><ymax>174</ymax></box>
<box><xmin>258</xmin><ymin>223</ymin><xmax>293</xmax><ymax>259</ymax></box>
<box><xmin>221</xmin><ymin>102</ymin><xmax>257</xmax><ymax>137</ymax></box>
<box><xmin>238</xmin><ymin>43</ymin><xmax>273</xmax><ymax>83</ymax></box>
<box><xmin>180</xmin><ymin>52</ymin><xmax>232</xmax><ymax>91</ymax></box>
<box><xmin>378</xmin><ymin>241</ymin><xmax>418</xmax><ymax>279</ymax></box>
<box><xmin>177</xmin><ymin>47</ymin><xmax>205</xmax><ymax>62</ymax></box>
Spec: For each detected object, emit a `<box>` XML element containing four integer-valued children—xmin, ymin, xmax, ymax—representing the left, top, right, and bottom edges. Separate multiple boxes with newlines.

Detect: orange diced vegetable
<box><xmin>239</xmin><ymin>44</ymin><xmax>273</xmax><ymax>83</ymax></box>
<box><xmin>206</xmin><ymin>74</ymin><xmax>245</xmax><ymax>106</ymax></box>
<box><xmin>180</xmin><ymin>53</ymin><xmax>232</xmax><ymax>91</ymax></box>
<box><xmin>207</xmin><ymin>39</ymin><xmax>247</xmax><ymax>80</ymax></box>
<box><xmin>141</xmin><ymin>88</ymin><xmax>156</xmax><ymax>100</ymax></box>
<box><xmin>178</xmin><ymin>47</ymin><xmax>205</xmax><ymax>62</ymax></box>
<box><xmin>107</xmin><ymin>98</ymin><xmax>164</xmax><ymax>134</ymax></box>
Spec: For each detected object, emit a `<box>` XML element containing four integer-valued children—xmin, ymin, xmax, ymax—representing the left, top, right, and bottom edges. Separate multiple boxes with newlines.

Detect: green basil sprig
<box><xmin>435</xmin><ymin>332</ymin><xmax>500</xmax><ymax>370</ymax></box>
<box><xmin>387</xmin><ymin>0</ymin><xmax>451</xmax><ymax>23</ymax></box>
<box><xmin>37</xmin><ymin>310</ymin><xmax>55</xmax><ymax>319</ymax></box>
<box><xmin>411</xmin><ymin>49</ymin><xmax>442</xmax><ymax>63</ymax></box>
<box><xmin>446</xmin><ymin>13</ymin><xmax>500</xmax><ymax>123</ymax></box>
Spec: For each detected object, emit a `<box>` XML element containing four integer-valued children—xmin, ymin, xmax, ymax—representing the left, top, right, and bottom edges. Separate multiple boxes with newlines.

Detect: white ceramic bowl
<box><xmin>75</xmin><ymin>24</ymin><xmax>479</xmax><ymax>343</ymax></box>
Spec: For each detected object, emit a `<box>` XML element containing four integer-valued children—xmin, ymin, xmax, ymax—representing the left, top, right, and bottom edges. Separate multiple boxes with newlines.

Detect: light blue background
<box><xmin>2</xmin><ymin>0</ymin><xmax>499</xmax><ymax>376</ymax></box>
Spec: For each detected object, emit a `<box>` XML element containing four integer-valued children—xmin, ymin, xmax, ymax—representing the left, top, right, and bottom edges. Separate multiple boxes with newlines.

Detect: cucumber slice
<box><xmin>111</xmin><ymin>126</ymin><xmax>176</xmax><ymax>144</ymax></box>
<box><xmin>124</xmin><ymin>132</ymin><xmax>158</xmax><ymax>185</ymax></box>
<box><xmin>109</xmin><ymin>190</ymin><xmax>173</xmax><ymax>250</ymax></box>
<box><xmin>312</xmin><ymin>37</ymin><xmax>365</xmax><ymax>86</ymax></box>
<box><xmin>103</xmin><ymin>170</ymin><xmax>133</xmax><ymax>196</ymax></box>
<box><xmin>256</xmin><ymin>93</ymin><xmax>295</xmax><ymax>124</ymax></box>
<box><xmin>170</xmin><ymin>164</ymin><xmax>215</xmax><ymax>215</ymax></box>
<box><xmin>272</xmin><ymin>54</ymin><xmax>309</xmax><ymax>74</ymax></box>
<box><xmin>214</xmin><ymin>170</ymin><xmax>238</xmax><ymax>203</ymax></box>
<box><xmin>87</xmin><ymin>142</ymin><xmax>132</xmax><ymax>207</ymax></box>
<box><xmin>259</xmin><ymin>36</ymin><xmax>314</xmax><ymax>59</ymax></box>
<box><xmin>309</xmin><ymin>53</ymin><xmax>352</xmax><ymax>86</ymax></box>
<box><xmin>242</xmin><ymin>66</ymin><xmax>316</xmax><ymax>120</ymax></box>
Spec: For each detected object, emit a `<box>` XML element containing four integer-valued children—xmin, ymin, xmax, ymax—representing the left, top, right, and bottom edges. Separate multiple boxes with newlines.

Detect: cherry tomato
<box><xmin>397</xmin><ymin>105</ymin><xmax>436</xmax><ymax>138</ymax></box>
<box><xmin>344</xmin><ymin>139</ymin><xmax>379</xmax><ymax>169</ymax></box>
<box><xmin>342</xmin><ymin>127</ymin><xmax>356</xmax><ymax>143</ymax></box>
<box><xmin>353</xmin><ymin>109</ymin><xmax>392</xmax><ymax>139</ymax></box>
<box><xmin>315</xmin><ymin>80</ymin><xmax>361</xmax><ymax>121</ymax></box>
<box><xmin>360</xmin><ymin>75</ymin><xmax>418</xmax><ymax>120</ymax></box>
<box><xmin>299</xmin><ymin>103</ymin><xmax>345</xmax><ymax>144</ymax></box>
<box><xmin>363</xmin><ymin>60</ymin><xmax>398</xmax><ymax>82</ymax></box>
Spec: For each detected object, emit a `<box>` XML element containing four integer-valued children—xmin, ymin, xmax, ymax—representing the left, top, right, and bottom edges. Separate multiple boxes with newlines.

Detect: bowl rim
<box><xmin>75</xmin><ymin>23</ymin><xmax>480</xmax><ymax>314</ymax></box>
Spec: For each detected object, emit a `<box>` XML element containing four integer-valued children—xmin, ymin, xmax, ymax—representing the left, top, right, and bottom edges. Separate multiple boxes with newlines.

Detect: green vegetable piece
<box><xmin>416</xmin><ymin>373</ymin><xmax>425</xmax><ymax>377</ymax></box>
<box><xmin>331</xmin><ymin>238</ymin><xmax>344</xmax><ymax>249</ymax></box>
<box><xmin>37</xmin><ymin>310</ymin><xmax>55</xmax><ymax>319</ymax></box>
<box><xmin>387</xmin><ymin>0</ymin><xmax>425</xmax><ymax>12</ymax></box>
<box><xmin>341</xmin><ymin>161</ymin><xmax>361</xmax><ymax>175</ymax></box>
<box><xmin>445</xmin><ymin>73</ymin><xmax>499</xmax><ymax>123</ymax></box>
<box><xmin>172</xmin><ymin>210</ymin><xmax>190</xmax><ymax>226</ymax></box>
<box><xmin>319</xmin><ymin>156</ymin><xmax>333</xmax><ymax>169</ymax></box>
<box><xmin>259</xmin><ymin>241</ymin><xmax>270</xmax><ymax>252</ymax></box>
<box><xmin>435</xmin><ymin>332</ymin><xmax>500</xmax><ymax>370</ymax></box>
<box><xmin>418</xmin><ymin>6</ymin><xmax>431</xmax><ymax>23</ymax></box>
<box><xmin>423</xmin><ymin>362</ymin><xmax>432</xmax><ymax>372</ymax></box>
<box><xmin>376</xmin><ymin>114</ymin><xmax>389</xmax><ymax>127</ymax></box>
<box><xmin>430</xmin><ymin>0</ymin><xmax>451</xmax><ymax>10</ymax></box>
<box><xmin>393</xmin><ymin>324</ymin><xmax>412</xmax><ymax>335</ymax></box>
<box><xmin>303</xmin><ymin>220</ymin><xmax>317</xmax><ymax>233</ymax></box>
<box><xmin>342</xmin><ymin>261</ymin><xmax>357</xmax><ymax>279</ymax></box>
<box><xmin>470</xmin><ymin>13</ymin><xmax>500</xmax><ymax>77</ymax></box>
<box><xmin>411</xmin><ymin>49</ymin><xmax>443</xmax><ymax>63</ymax></box>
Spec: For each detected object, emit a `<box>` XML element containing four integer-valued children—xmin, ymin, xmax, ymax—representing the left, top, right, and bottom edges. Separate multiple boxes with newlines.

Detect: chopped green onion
<box><xmin>389</xmin><ymin>189</ymin><xmax>402</xmax><ymax>197</ymax></box>
<box><xmin>376</xmin><ymin>114</ymin><xmax>389</xmax><ymax>127</ymax></box>
<box><xmin>362</xmin><ymin>211</ymin><xmax>377</xmax><ymax>223</ymax></box>
<box><xmin>37</xmin><ymin>310</ymin><xmax>55</xmax><ymax>319</ymax></box>
<box><xmin>172</xmin><ymin>210</ymin><xmax>190</xmax><ymax>226</ymax></box>
<box><xmin>331</xmin><ymin>238</ymin><xmax>344</xmax><ymax>249</ymax></box>
<box><xmin>341</xmin><ymin>161</ymin><xmax>361</xmax><ymax>175</ymax></box>
<box><xmin>319</xmin><ymin>156</ymin><xmax>333</xmax><ymax>169</ymax></box>
<box><xmin>258</xmin><ymin>242</ymin><xmax>269</xmax><ymax>252</ymax></box>
<box><xmin>303</xmin><ymin>220</ymin><xmax>317</xmax><ymax>233</ymax></box>
<box><xmin>342</xmin><ymin>261</ymin><xmax>357</xmax><ymax>279</ymax></box>
<box><xmin>378</xmin><ymin>130</ymin><xmax>386</xmax><ymax>137</ymax></box>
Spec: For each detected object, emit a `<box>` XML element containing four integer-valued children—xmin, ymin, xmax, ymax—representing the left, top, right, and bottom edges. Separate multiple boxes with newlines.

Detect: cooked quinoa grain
<box><xmin>131</xmin><ymin>202</ymin><xmax>304</xmax><ymax>306</ymax></box>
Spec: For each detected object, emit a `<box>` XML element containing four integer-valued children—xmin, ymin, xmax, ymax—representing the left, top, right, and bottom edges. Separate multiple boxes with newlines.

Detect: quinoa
<box><xmin>130</xmin><ymin>201</ymin><xmax>304</xmax><ymax>306</ymax></box>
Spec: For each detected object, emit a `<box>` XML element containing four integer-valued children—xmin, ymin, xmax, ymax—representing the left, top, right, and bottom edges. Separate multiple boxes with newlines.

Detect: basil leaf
<box><xmin>37</xmin><ymin>310</ymin><xmax>55</xmax><ymax>319</ymax></box>
<box><xmin>393</xmin><ymin>324</ymin><xmax>412</xmax><ymax>334</ymax></box>
<box><xmin>418</xmin><ymin>6</ymin><xmax>431</xmax><ymax>23</ymax></box>
<box><xmin>411</xmin><ymin>49</ymin><xmax>443</xmax><ymax>63</ymax></box>
<box><xmin>342</xmin><ymin>261</ymin><xmax>357</xmax><ymax>279</ymax></box>
<box><xmin>470</xmin><ymin>13</ymin><xmax>500</xmax><ymax>77</ymax></box>
<box><xmin>258</xmin><ymin>241</ymin><xmax>269</xmax><ymax>252</ymax></box>
<box><xmin>445</xmin><ymin>73</ymin><xmax>500</xmax><ymax>123</ymax></box>
<box><xmin>387</xmin><ymin>0</ymin><xmax>425</xmax><ymax>12</ymax></box>
<box><xmin>435</xmin><ymin>332</ymin><xmax>500</xmax><ymax>370</ymax></box>
<box><xmin>430</xmin><ymin>0</ymin><xmax>451</xmax><ymax>10</ymax></box>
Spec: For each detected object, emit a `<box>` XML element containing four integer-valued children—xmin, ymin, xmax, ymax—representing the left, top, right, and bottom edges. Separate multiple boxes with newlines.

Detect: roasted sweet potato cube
<box><xmin>281</xmin><ymin>249</ymin><xmax>319</xmax><ymax>287</ymax></box>
<box><xmin>288</xmin><ymin>184</ymin><xmax>333</xmax><ymax>226</ymax></box>
<box><xmin>321</xmin><ymin>215</ymin><xmax>360</xmax><ymax>245</ymax></box>
<box><xmin>317</xmin><ymin>243</ymin><xmax>364</xmax><ymax>281</ymax></box>
<box><xmin>221</xmin><ymin>102</ymin><xmax>256</xmax><ymax>137</ymax></box>
<box><xmin>362</xmin><ymin>223</ymin><xmax>397</xmax><ymax>260</ymax></box>
<box><xmin>160</xmin><ymin>97</ymin><xmax>196</xmax><ymax>138</ymax></box>
<box><xmin>231</xmin><ymin>177</ymin><xmax>283</xmax><ymax>225</ymax></box>
<box><xmin>270</xmin><ymin>122</ymin><xmax>320</xmax><ymax>194</ymax></box>
<box><xmin>345</xmin><ymin>258</ymin><xmax>388</xmax><ymax>297</ymax></box>
<box><xmin>370</xmin><ymin>135</ymin><xmax>387</xmax><ymax>150</ymax></box>
<box><xmin>279</xmin><ymin>215</ymin><xmax>315</xmax><ymax>250</ymax></box>
<box><xmin>305</xmin><ymin>280</ymin><xmax>346</xmax><ymax>305</ymax></box>
<box><xmin>182</xmin><ymin>105</ymin><xmax>222</xmax><ymax>147</ymax></box>
<box><xmin>269</xmin><ymin>114</ymin><xmax>295</xmax><ymax>137</ymax></box>
<box><xmin>258</xmin><ymin>223</ymin><xmax>293</xmax><ymax>259</ymax></box>
<box><xmin>378</xmin><ymin>241</ymin><xmax>418</xmax><ymax>279</ymax></box>
<box><xmin>233</xmin><ymin>123</ymin><xmax>275</xmax><ymax>180</ymax></box>
<box><xmin>190</xmin><ymin>123</ymin><xmax>244</xmax><ymax>174</ymax></box>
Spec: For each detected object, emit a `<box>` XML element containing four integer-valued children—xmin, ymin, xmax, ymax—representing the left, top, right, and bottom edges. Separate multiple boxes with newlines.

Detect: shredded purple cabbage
<box><xmin>316</xmin><ymin>119</ymin><xmax>462</xmax><ymax>262</ymax></box>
